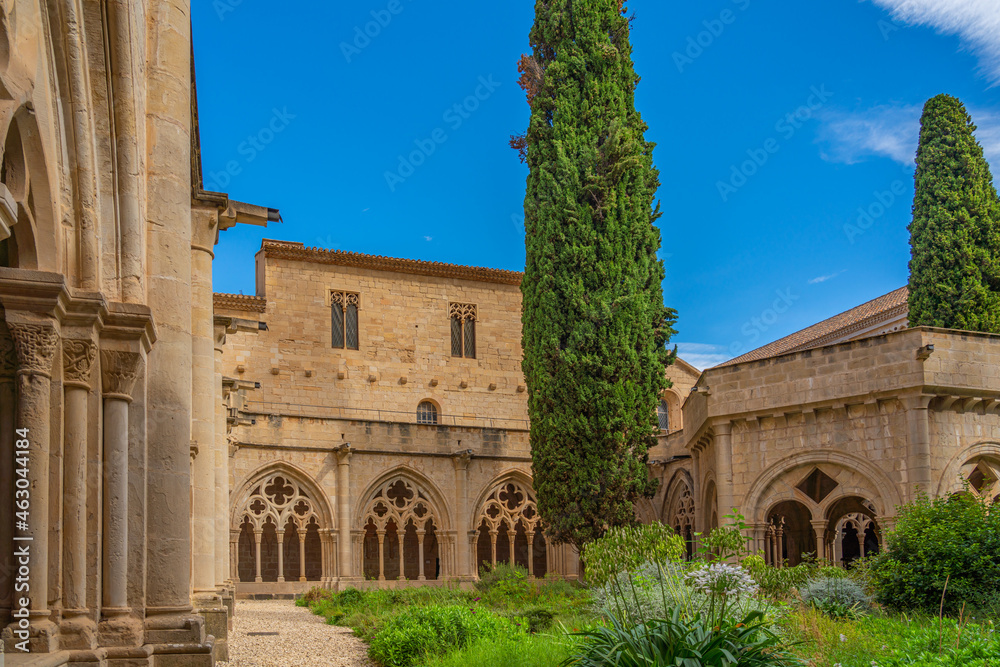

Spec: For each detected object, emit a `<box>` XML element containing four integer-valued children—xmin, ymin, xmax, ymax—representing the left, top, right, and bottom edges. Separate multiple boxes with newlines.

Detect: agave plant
<box><xmin>563</xmin><ymin>607</ymin><xmax>802</xmax><ymax>667</ymax></box>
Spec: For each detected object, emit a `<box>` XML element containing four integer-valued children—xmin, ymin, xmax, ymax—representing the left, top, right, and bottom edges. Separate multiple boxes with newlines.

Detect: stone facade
<box><xmin>0</xmin><ymin>3</ymin><xmax>273</xmax><ymax>664</ymax></box>
<box><xmin>217</xmin><ymin>242</ymin><xmax>593</xmax><ymax>594</ymax></box>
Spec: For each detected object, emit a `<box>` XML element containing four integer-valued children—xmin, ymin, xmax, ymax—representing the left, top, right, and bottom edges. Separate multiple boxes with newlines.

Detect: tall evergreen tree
<box><xmin>908</xmin><ymin>94</ymin><xmax>1000</xmax><ymax>332</ymax></box>
<box><xmin>517</xmin><ymin>0</ymin><xmax>676</xmax><ymax>551</ymax></box>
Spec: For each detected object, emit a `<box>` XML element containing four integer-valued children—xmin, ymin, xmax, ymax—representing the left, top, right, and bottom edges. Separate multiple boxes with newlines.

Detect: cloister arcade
<box><xmin>473</xmin><ymin>479</ymin><xmax>549</xmax><ymax>577</ymax></box>
<box><xmin>360</xmin><ymin>476</ymin><xmax>442</xmax><ymax>582</ymax></box>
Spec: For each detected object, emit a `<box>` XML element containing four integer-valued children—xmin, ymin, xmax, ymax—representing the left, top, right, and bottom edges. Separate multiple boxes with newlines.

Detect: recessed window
<box><xmin>656</xmin><ymin>400</ymin><xmax>670</xmax><ymax>431</ymax></box>
<box><xmin>331</xmin><ymin>291</ymin><xmax>360</xmax><ymax>350</ymax></box>
<box><xmin>416</xmin><ymin>401</ymin><xmax>438</xmax><ymax>425</ymax></box>
<box><xmin>450</xmin><ymin>303</ymin><xmax>476</xmax><ymax>359</ymax></box>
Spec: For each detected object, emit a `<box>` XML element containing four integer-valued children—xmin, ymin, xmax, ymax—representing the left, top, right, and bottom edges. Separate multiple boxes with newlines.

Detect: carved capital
<box><xmin>100</xmin><ymin>350</ymin><xmax>142</xmax><ymax>399</ymax></box>
<box><xmin>63</xmin><ymin>339</ymin><xmax>97</xmax><ymax>386</ymax></box>
<box><xmin>0</xmin><ymin>325</ymin><xmax>15</xmax><ymax>379</ymax></box>
<box><xmin>8</xmin><ymin>322</ymin><xmax>59</xmax><ymax>377</ymax></box>
<box><xmin>334</xmin><ymin>444</ymin><xmax>352</xmax><ymax>465</ymax></box>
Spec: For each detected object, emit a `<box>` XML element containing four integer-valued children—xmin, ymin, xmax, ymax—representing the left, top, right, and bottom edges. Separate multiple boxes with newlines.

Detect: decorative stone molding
<box><xmin>63</xmin><ymin>339</ymin><xmax>97</xmax><ymax>387</ymax></box>
<box><xmin>0</xmin><ymin>325</ymin><xmax>15</xmax><ymax>378</ymax></box>
<box><xmin>449</xmin><ymin>302</ymin><xmax>477</xmax><ymax>321</ymax></box>
<box><xmin>100</xmin><ymin>349</ymin><xmax>142</xmax><ymax>400</ymax></box>
<box><xmin>8</xmin><ymin>322</ymin><xmax>59</xmax><ymax>377</ymax></box>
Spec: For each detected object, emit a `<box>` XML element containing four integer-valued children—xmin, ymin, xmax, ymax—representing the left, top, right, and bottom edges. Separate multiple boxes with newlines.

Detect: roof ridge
<box><xmin>259</xmin><ymin>239</ymin><xmax>524</xmax><ymax>285</ymax></box>
<box><xmin>718</xmin><ymin>286</ymin><xmax>909</xmax><ymax>367</ymax></box>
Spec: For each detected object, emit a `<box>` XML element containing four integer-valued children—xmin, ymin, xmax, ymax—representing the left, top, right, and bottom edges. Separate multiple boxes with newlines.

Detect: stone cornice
<box><xmin>102</xmin><ymin>301</ymin><xmax>156</xmax><ymax>352</ymax></box>
<box><xmin>214</xmin><ymin>293</ymin><xmax>267</xmax><ymax>314</ymax></box>
<box><xmin>259</xmin><ymin>240</ymin><xmax>524</xmax><ymax>286</ymax></box>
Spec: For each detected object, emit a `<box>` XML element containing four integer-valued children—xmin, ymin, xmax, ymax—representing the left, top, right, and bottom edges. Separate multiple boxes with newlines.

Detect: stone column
<box><xmin>0</xmin><ymin>328</ymin><xmax>15</xmax><ymax>627</ymax></box>
<box><xmin>691</xmin><ymin>449</ymin><xmax>703</xmax><ymax>539</ymax></box>
<box><xmin>276</xmin><ymin>530</ymin><xmax>285</xmax><ymax>583</ymax></box>
<box><xmin>213</xmin><ymin>324</ymin><xmax>230</xmax><ymax>604</ymax></box>
<box><xmin>254</xmin><ymin>530</ymin><xmax>262</xmax><ymax>583</ymax></box>
<box><xmin>452</xmin><ymin>451</ymin><xmax>471</xmax><ymax>578</ymax></box>
<box><xmin>714</xmin><ymin>422</ymin><xmax>735</xmax><ymax>522</ymax></box>
<box><xmin>811</xmin><ymin>521</ymin><xmax>826</xmax><ymax>564</ymax></box>
<box><xmin>904</xmin><ymin>395</ymin><xmax>933</xmax><ymax>499</ymax></box>
<box><xmin>335</xmin><ymin>446</ymin><xmax>353</xmax><ymax>579</ymax></box>
<box><xmin>417</xmin><ymin>530</ymin><xmax>426</xmax><ymax>581</ymax></box>
<box><xmin>5</xmin><ymin>320</ymin><xmax>59</xmax><ymax>652</ymax></box>
<box><xmin>298</xmin><ymin>533</ymin><xmax>307</xmax><ymax>583</ymax></box>
<box><xmin>526</xmin><ymin>531</ymin><xmax>534</xmax><ymax>577</ymax></box>
<box><xmin>143</xmin><ymin>0</ymin><xmax>203</xmax><ymax>647</ymax></box>
<box><xmin>377</xmin><ymin>530</ymin><xmax>386</xmax><ymax>582</ymax></box>
<box><xmin>99</xmin><ymin>349</ymin><xmax>143</xmax><ymax>646</ymax></box>
<box><xmin>61</xmin><ymin>340</ymin><xmax>98</xmax><ymax>649</ymax></box>
<box><xmin>396</xmin><ymin>531</ymin><xmax>405</xmax><ymax>581</ymax></box>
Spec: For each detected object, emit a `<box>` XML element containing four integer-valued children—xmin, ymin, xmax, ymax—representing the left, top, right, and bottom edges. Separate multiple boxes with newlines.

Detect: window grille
<box><xmin>657</xmin><ymin>400</ymin><xmax>670</xmax><ymax>431</ymax></box>
<box><xmin>331</xmin><ymin>291</ymin><xmax>360</xmax><ymax>350</ymax></box>
<box><xmin>449</xmin><ymin>303</ymin><xmax>477</xmax><ymax>359</ymax></box>
<box><xmin>416</xmin><ymin>401</ymin><xmax>438</xmax><ymax>425</ymax></box>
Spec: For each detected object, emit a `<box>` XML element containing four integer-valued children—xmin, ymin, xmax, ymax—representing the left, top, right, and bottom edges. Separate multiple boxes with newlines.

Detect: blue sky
<box><xmin>195</xmin><ymin>0</ymin><xmax>1000</xmax><ymax>369</ymax></box>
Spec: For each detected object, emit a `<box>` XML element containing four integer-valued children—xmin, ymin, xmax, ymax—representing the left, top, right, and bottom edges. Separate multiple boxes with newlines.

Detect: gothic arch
<box><xmin>471</xmin><ymin>470</ymin><xmax>548</xmax><ymax>577</ymax></box>
<box><xmin>936</xmin><ymin>441</ymin><xmax>1000</xmax><ymax>498</ymax></box>
<box><xmin>743</xmin><ymin>450</ymin><xmax>901</xmax><ymax>524</ymax></box>
<box><xmin>355</xmin><ymin>467</ymin><xmax>451</xmax><ymax>582</ymax></box>
<box><xmin>231</xmin><ymin>462</ymin><xmax>334</xmax><ymax>531</ymax></box>
<box><xmin>0</xmin><ymin>107</ymin><xmax>58</xmax><ymax>273</ymax></box>
<box><xmin>662</xmin><ymin>470</ymin><xmax>696</xmax><ymax>558</ymax></box>
<box><xmin>231</xmin><ymin>463</ymin><xmax>334</xmax><ymax>584</ymax></box>
<box><xmin>354</xmin><ymin>466</ymin><xmax>451</xmax><ymax>532</ymax></box>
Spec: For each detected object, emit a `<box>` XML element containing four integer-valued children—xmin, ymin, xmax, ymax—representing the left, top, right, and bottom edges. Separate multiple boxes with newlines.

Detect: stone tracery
<box><xmin>361</xmin><ymin>476</ymin><xmax>440</xmax><ymax>581</ymax></box>
<box><xmin>474</xmin><ymin>480</ymin><xmax>547</xmax><ymax>577</ymax></box>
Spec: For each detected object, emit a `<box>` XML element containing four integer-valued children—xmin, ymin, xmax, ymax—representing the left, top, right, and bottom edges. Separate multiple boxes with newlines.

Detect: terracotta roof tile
<box><xmin>214</xmin><ymin>293</ymin><xmax>267</xmax><ymax>313</ymax></box>
<box><xmin>260</xmin><ymin>239</ymin><xmax>523</xmax><ymax>285</ymax></box>
<box><xmin>717</xmin><ymin>287</ymin><xmax>909</xmax><ymax>367</ymax></box>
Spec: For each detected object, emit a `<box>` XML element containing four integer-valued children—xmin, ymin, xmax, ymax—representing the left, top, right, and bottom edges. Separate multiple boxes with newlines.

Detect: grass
<box><xmin>782</xmin><ymin>606</ymin><xmax>1000</xmax><ymax>667</ymax></box>
<box><xmin>421</xmin><ymin>631</ymin><xmax>578</xmax><ymax>667</ymax></box>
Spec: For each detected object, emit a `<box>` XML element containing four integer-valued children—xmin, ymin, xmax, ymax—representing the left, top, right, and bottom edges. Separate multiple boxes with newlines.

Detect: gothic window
<box><xmin>657</xmin><ymin>400</ymin><xmax>670</xmax><ymax>431</ymax></box>
<box><xmin>450</xmin><ymin>303</ymin><xmax>476</xmax><ymax>359</ymax></box>
<box><xmin>361</xmin><ymin>477</ymin><xmax>440</xmax><ymax>581</ymax></box>
<box><xmin>474</xmin><ymin>480</ymin><xmax>547</xmax><ymax>577</ymax></box>
<box><xmin>416</xmin><ymin>401</ymin><xmax>438</xmax><ymax>425</ymax></box>
<box><xmin>331</xmin><ymin>291</ymin><xmax>360</xmax><ymax>350</ymax></box>
<box><xmin>235</xmin><ymin>474</ymin><xmax>324</xmax><ymax>583</ymax></box>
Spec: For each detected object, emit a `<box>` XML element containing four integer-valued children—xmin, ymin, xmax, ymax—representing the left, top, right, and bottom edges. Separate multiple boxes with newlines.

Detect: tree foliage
<box><xmin>517</xmin><ymin>0</ymin><xmax>677</xmax><ymax>551</ymax></box>
<box><xmin>908</xmin><ymin>94</ymin><xmax>1000</xmax><ymax>332</ymax></box>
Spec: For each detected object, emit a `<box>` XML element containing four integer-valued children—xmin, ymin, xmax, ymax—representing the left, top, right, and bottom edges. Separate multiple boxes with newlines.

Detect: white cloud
<box><xmin>424</xmin><ymin>236</ymin><xmax>433</xmax><ymax>241</ymax></box>
<box><xmin>674</xmin><ymin>343</ymin><xmax>732</xmax><ymax>371</ymax></box>
<box><xmin>817</xmin><ymin>103</ymin><xmax>1000</xmax><ymax>172</ymax></box>
<box><xmin>808</xmin><ymin>270</ymin><xmax>846</xmax><ymax>285</ymax></box>
<box><xmin>868</xmin><ymin>0</ymin><xmax>1000</xmax><ymax>85</ymax></box>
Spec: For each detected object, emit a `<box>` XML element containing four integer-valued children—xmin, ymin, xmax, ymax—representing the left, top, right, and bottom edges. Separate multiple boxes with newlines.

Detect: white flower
<box><xmin>684</xmin><ymin>564</ymin><xmax>758</xmax><ymax>598</ymax></box>
<box><xmin>839</xmin><ymin>634</ymin><xmax>847</xmax><ymax>643</ymax></box>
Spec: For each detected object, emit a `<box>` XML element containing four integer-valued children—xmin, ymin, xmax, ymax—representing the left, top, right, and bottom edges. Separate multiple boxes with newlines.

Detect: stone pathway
<box><xmin>218</xmin><ymin>599</ymin><xmax>374</xmax><ymax>667</ymax></box>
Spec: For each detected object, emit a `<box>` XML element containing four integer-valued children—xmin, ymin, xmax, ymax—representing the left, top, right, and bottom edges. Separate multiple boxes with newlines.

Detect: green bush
<box><xmin>581</xmin><ymin>523</ymin><xmax>685</xmax><ymax>588</ymax></box>
<box><xmin>800</xmin><ymin>576</ymin><xmax>870</xmax><ymax>619</ymax></box>
<box><xmin>565</xmin><ymin>607</ymin><xmax>802</xmax><ymax>667</ymax></box>
<box><xmin>368</xmin><ymin>604</ymin><xmax>522</xmax><ymax>667</ymax></box>
<box><xmin>475</xmin><ymin>561</ymin><xmax>532</xmax><ymax>605</ymax></box>
<box><xmin>424</xmin><ymin>632</ymin><xmax>577</xmax><ymax>667</ymax></box>
<box><xmin>866</xmin><ymin>492</ymin><xmax>1000</xmax><ymax>613</ymax></box>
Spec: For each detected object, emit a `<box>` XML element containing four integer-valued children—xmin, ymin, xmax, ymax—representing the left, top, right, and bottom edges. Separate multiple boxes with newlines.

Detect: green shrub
<box><xmin>866</xmin><ymin>492</ymin><xmax>1000</xmax><ymax>613</ymax></box>
<box><xmin>581</xmin><ymin>523</ymin><xmax>685</xmax><ymax>588</ymax></box>
<box><xmin>475</xmin><ymin>561</ymin><xmax>532</xmax><ymax>605</ymax></box>
<box><xmin>565</xmin><ymin>607</ymin><xmax>802</xmax><ymax>667</ymax></box>
<box><xmin>424</xmin><ymin>632</ymin><xmax>577</xmax><ymax>667</ymax></box>
<box><xmin>800</xmin><ymin>576</ymin><xmax>870</xmax><ymax>619</ymax></box>
<box><xmin>368</xmin><ymin>604</ymin><xmax>522</xmax><ymax>667</ymax></box>
<box><xmin>743</xmin><ymin>556</ymin><xmax>812</xmax><ymax>601</ymax></box>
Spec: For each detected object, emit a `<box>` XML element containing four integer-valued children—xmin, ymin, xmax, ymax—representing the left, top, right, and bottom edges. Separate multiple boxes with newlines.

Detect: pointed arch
<box><xmin>353</xmin><ymin>465</ymin><xmax>452</xmax><ymax>532</ymax></box>
<box><xmin>231</xmin><ymin>461</ymin><xmax>335</xmax><ymax>532</ymax></box>
<box><xmin>470</xmin><ymin>469</ymin><xmax>547</xmax><ymax>577</ymax></box>
<box><xmin>936</xmin><ymin>441</ymin><xmax>1000</xmax><ymax>498</ymax></box>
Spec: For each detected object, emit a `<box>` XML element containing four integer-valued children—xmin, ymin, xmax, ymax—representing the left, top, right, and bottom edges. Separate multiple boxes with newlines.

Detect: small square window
<box><xmin>449</xmin><ymin>303</ymin><xmax>476</xmax><ymax>359</ymax></box>
<box><xmin>331</xmin><ymin>291</ymin><xmax>360</xmax><ymax>350</ymax></box>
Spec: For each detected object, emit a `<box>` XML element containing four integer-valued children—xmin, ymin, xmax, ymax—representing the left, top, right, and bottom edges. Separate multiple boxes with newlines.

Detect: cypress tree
<box><xmin>908</xmin><ymin>94</ymin><xmax>1000</xmax><ymax>332</ymax></box>
<box><xmin>517</xmin><ymin>0</ymin><xmax>677</xmax><ymax>550</ymax></box>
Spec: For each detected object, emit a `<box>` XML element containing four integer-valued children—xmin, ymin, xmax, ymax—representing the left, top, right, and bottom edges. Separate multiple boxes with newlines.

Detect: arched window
<box><xmin>417</xmin><ymin>401</ymin><xmax>438</xmax><ymax>425</ymax></box>
<box><xmin>657</xmin><ymin>400</ymin><xmax>670</xmax><ymax>431</ymax></box>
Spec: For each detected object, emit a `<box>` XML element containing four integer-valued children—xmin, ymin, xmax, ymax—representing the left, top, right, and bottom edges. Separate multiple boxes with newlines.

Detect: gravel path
<box><xmin>219</xmin><ymin>599</ymin><xmax>374</xmax><ymax>667</ymax></box>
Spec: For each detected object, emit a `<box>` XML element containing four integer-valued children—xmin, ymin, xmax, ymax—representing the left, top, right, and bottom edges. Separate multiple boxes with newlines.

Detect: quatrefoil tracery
<box><xmin>362</xmin><ymin>476</ymin><xmax>437</xmax><ymax>533</ymax></box>
<box><xmin>240</xmin><ymin>475</ymin><xmax>318</xmax><ymax>532</ymax></box>
<box><xmin>477</xmin><ymin>481</ymin><xmax>541</xmax><ymax>536</ymax></box>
